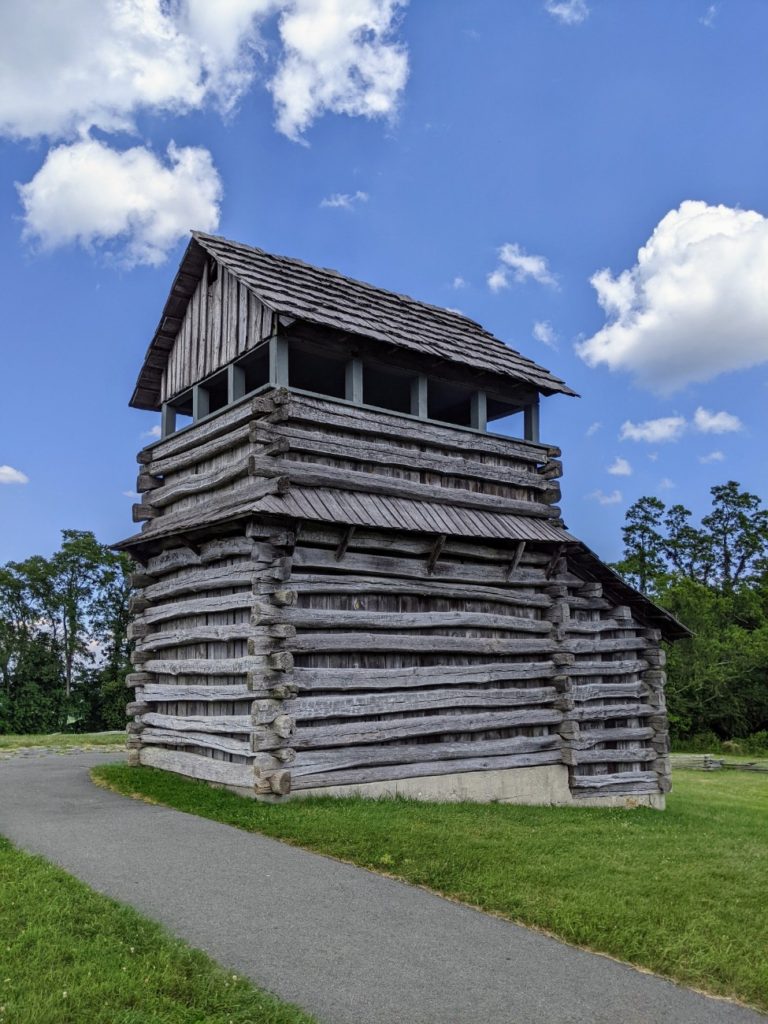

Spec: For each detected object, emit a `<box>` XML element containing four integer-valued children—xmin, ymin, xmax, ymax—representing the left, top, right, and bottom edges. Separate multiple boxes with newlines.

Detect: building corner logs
<box><xmin>120</xmin><ymin>387</ymin><xmax>675</xmax><ymax>805</ymax></box>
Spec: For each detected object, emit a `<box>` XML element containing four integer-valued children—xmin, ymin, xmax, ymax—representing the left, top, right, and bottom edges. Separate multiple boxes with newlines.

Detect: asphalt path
<box><xmin>0</xmin><ymin>751</ymin><xmax>764</xmax><ymax>1024</ymax></box>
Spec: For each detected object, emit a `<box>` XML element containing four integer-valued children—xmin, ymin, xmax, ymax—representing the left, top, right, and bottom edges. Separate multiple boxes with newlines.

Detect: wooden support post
<box><xmin>470</xmin><ymin>391</ymin><xmax>487</xmax><ymax>432</ymax></box>
<box><xmin>426</xmin><ymin>533</ymin><xmax>447</xmax><ymax>575</ymax></box>
<box><xmin>269</xmin><ymin>335</ymin><xmax>290</xmax><ymax>386</ymax></box>
<box><xmin>545</xmin><ymin>543</ymin><xmax>566</xmax><ymax>579</ymax></box>
<box><xmin>228</xmin><ymin>363</ymin><xmax>246</xmax><ymax>403</ymax></box>
<box><xmin>334</xmin><ymin>524</ymin><xmax>355</xmax><ymax>562</ymax></box>
<box><xmin>410</xmin><ymin>375</ymin><xmax>428</xmax><ymax>418</ymax></box>
<box><xmin>192</xmin><ymin>384</ymin><xmax>209</xmax><ymax>422</ymax></box>
<box><xmin>345</xmin><ymin>357</ymin><xmax>363</xmax><ymax>405</ymax></box>
<box><xmin>160</xmin><ymin>403</ymin><xmax>176</xmax><ymax>438</ymax></box>
<box><xmin>524</xmin><ymin>396</ymin><xmax>540</xmax><ymax>443</ymax></box>
<box><xmin>506</xmin><ymin>540</ymin><xmax>526</xmax><ymax>581</ymax></box>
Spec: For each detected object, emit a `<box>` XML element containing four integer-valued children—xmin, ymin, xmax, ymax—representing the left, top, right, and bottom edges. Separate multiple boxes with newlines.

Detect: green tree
<box><xmin>615</xmin><ymin>482</ymin><xmax>768</xmax><ymax>742</ymax></box>
<box><xmin>0</xmin><ymin>532</ymin><xmax>133</xmax><ymax>734</ymax></box>
<box><xmin>702</xmin><ymin>481</ymin><xmax>768</xmax><ymax>591</ymax></box>
<box><xmin>0</xmin><ymin>566</ymin><xmax>67</xmax><ymax>733</ymax></box>
<box><xmin>614</xmin><ymin>496</ymin><xmax>667</xmax><ymax>594</ymax></box>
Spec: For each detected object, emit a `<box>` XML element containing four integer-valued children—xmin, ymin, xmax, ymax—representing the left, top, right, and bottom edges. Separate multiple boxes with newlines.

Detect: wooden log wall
<box><xmin>161</xmin><ymin>263</ymin><xmax>275</xmax><ymax>402</ymax></box>
<box><xmin>127</xmin><ymin>525</ymin><xmax>297</xmax><ymax>795</ymax></box>
<box><xmin>126</xmin><ymin>386</ymin><xmax>670</xmax><ymax>800</ymax></box>
<box><xmin>543</xmin><ymin>572</ymin><xmax>670</xmax><ymax>798</ymax></box>
<box><xmin>133</xmin><ymin>388</ymin><xmax>562</xmax><ymax>533</ymax></box>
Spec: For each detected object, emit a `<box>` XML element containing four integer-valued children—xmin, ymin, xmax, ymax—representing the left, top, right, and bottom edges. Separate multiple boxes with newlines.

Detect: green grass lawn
<box><xmin>0</xmin><ymin>835</ymin><xmax>315</xmax><ymax>1024</ymax></box>
<box><xmin>0</xmin><ymin>731</ymin><xmax>125</xmax><ymax>753</ymax></box>
<box><xmin>94</xmin><ymin>764</ymin><xmax>768</xmax><ymax>1012</ymax></box>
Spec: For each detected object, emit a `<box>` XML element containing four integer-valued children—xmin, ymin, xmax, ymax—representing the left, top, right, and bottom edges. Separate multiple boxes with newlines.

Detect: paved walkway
<box><xmin>0</xmin><ymin>752</ymin><xmax>764</xmax><ymax>1024</ymax></box>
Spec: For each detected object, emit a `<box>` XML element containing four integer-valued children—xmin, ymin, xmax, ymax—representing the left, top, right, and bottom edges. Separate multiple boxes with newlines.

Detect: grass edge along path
<box><xmin>93</xmin><ymin>765</ymin><xmax>768</xmax><ymax>1014</ymax></box>
<box><xmin>0</xmin><ymin>834</ymin><xmax>317</xmax><ymax>1024</ymax></box>
<box><xmin>0</xmin><ymin>732</ymin><xmax>125</xmax><ymax>753</ymax></box>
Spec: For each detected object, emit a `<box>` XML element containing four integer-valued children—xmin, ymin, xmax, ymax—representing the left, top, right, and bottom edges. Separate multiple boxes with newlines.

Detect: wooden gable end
<box><xmin>161</xmin><ymin>261</ymin><xmax>275</xmax><ymax>403</ymax></box>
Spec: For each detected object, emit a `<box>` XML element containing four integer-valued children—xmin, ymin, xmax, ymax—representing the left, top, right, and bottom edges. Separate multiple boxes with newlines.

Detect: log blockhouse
<box><xmin>118</xmin><ymin>232</ymin><xmax>687</xmax><ymax>808</ymax></box>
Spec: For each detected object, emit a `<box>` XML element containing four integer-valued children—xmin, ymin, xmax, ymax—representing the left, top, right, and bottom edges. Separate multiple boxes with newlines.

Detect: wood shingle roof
<box><xmin>131</xmin><ymin>232</ymin><xmax>577</xmax><ymax>409</ymax></box>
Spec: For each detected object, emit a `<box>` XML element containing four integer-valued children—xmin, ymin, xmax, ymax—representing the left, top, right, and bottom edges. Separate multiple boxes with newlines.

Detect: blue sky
<box><xmin>1</xmin><ymin>0</ymin><xmax>767</xmax><ymax>564</ymax></box>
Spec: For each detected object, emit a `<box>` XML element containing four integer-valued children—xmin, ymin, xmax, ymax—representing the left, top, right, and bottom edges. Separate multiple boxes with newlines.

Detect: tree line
<box><xmin>1</xmin><ymin>480</ymin><xmax>766</xmax><ymax>743</ymax></box>
<box><xmin>615</xmin><ymin>481</ymin><xmax>768</xmax><ymax>745</ymax></box>
<box><xmin>0</xmin><ymin>531</ymin><xmax>131</xmax><ymax>733</ymax></box>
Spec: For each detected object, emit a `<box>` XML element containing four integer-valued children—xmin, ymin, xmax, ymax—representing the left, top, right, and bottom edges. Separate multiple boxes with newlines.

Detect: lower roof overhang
<box><xmin>115</xmin><ymin>482</ymin><xmax>689</xmax><ymax>642</ymax></box>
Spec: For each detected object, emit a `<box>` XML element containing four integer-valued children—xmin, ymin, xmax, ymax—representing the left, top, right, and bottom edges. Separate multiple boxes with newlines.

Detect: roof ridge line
<box><xmin>192</xmin><ymin>230</ymin><xmax>491</xmax><ymax>332</ymax></box>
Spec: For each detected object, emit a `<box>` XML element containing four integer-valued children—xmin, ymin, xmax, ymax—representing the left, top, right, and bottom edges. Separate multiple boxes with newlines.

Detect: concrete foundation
<box><xmin>225</xmin><ymin>764</ymin><xmax>665</xmax><ymax>810</ymax></box>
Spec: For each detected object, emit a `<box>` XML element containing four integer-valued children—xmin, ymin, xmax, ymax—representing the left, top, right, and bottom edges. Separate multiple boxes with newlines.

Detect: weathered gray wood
<box><xmin>566</xmin><ymin>620</ymin><xmax>638</xmax><ymax>635</ymax></box>
<box><xmin>142</xmin><ymin>712</ymin><xmax>251</xmax><ymax>734</ymax></box>
<box><xmin>292</xmin><ymin>548</ymin><xmax>571</xmax><ymax>587</ymax></box>
<box><xmin>248</xmin><ymin>455</ymin><xmax>559</xmax><ymax>519</ymax></box>
<box><xmin>569</xmin><ymin>637</ymin><xmax>649</xmax><ymax>655</ymax></box>
<box><xmin>293</xmin><ymin>524</ymin><xmax>554</xmax><ymax>567</ymax></box>
<box><xmin>147</xmin><ymin>423</ymin><xmax>251</xmax><ymax>478</ymax></box>
<box><xmin>132</xmin><ymin>503</ymin><xmax>161</xmax><ymax>522</ymax></box>
<box><xmin>288</xmin><ymin>633</ymin><xmax>558</xmax><ymax>655</ymax></box>
<box><xmin>134</xmin><ymin>477</ymin><xmax>285</xmax><ymax>543</ymax></box>
<box><xmin>291</xmin><ymin>708</ymin><xmax>563</xmax><ymax>749</ymax></box>
<box><xmin>146</xmin><ymin>539</ymin><xmax>256</xmax><ymax>577</ymax></box>
<box><xmin>292</xmin><ymin>750</ymin><xmax>563</xmax><ymax>791</ymax></box>
<box><xmin>292</xmin><ymin>661</ymin><xmax>556</xmax><ymax>691</ymax></box>
<box><xmin>139</xmin><ymin>745</ymin><xmax>254</xmax><ymax>788</ymax></box>
<box><xmin>572</xmin><ymin>703</ymin><xmax>655</xmax><ymax>721</ymax></box>
<box><xmin>137</xmin><ymin>618</ymin><xmax>292</xmax><ymax>651</ymax></box>
<box><xmin>273</xmin><ymin>686</ymin><xmax>559</xmax><ymax>722</ymax></box>
<box><xmin>142</xmin><ymin>657</ymin><xmax>267</xmax><ymax>677</ymax></box>
<box><xmin>569</xmin><ymin>659</ymin><xmax>648</xmax><ymax>677</ymax></box>
<box><xmin>572</xmin><ymin>682</ymin><xmax>644</xmax><ymax>701</ymax></box>
<box><xmin>147</xmin><ymin>458</ymin><xmax>250</xmax><ymax>508</ymax></box>
<box><xmin>142</xmin><ymin>728</ymin><xmax>253</xmax><ymax>756</ymax></box>
<box><xmin>291</xmin><ymin>734</ymin><xmax>560</xmax><ymax>775</ymax></box>
<box><xmin>143</xmin><ymin>684</ymin><xmax>253</xmax><ymax>702</ymax></box>
<box><xmin>289</xmin><ymin>572</ymin><xmax>550</xmax><ymax>607</ymax></box>
<box><xmin>273</xmin><ymin>608</ymin><xmax>552</xmax><ymax>633</ymax></box>
<box><xmin>250</xmin><ymin>424</ymin><xmax>550</xmax><ymax>490</ymax></box>
<box><xmin>576</xmin><ymin>747</ymin><xmax>655</xmax><ymax>764</ymax></box>
<box><xmin>570</xmin><ymin>771</ymin><xmax>659</xmax><ymax>790</ymax></box>
<box><xmin>283</xmin><ymin>394</ymin><xmax>550</xmax><ymax>463</ymax></box>
<box><xmin>141</xmin><ymin>394</ymin><xmax>275</xmax><ymax>463</ymax></box>
<box><xmin>142</xmin><ymin>565</ymin><xmax>256</xmax><ymax>601</ymax></box>
<box><xmin>141</xmin><ymin>593</ymin><xmax>255</xmax><ymax>625</ymax></box>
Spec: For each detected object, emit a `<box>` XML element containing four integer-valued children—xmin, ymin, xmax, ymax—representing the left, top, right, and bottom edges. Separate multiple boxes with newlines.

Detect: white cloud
<box><xmin>576</xmin><ymin>201</ymin><xmax>768</xmax><ymax>393</ymax></box>
<box><xmin>320</xmin><ymin>190</ymin><xmax>369</xmax><ymax>209</ymax></box>
<box><xmin>585</xmin><ymin>421</ymin><xmax>602</xmax><ymax>437</ymax></box>
<box><xmin>693</xmin><ymin>406</ymin><xmax>743</xmax><ymax>434</ymax></box>
<box><xmin>607</xmin><ymin>456</ymin><xmax>632</xmax><ymax>476</ymax></box>
<box><xmin>700</xmin><ymin>4</ymin><xmax>717</xmax><ymax>27</ymax></box>
<box><xmin>648</xmin><ymin>452</ymin><xmax>658</xmax><ymax>462</ymax></box>
<box><xmin>2</xmin><ymin>1</ymin><xmax>409</xmax><ymax>265</ymax></box>
<box><xmin>620</xmin><ymin>416</ymin><xmax>686</xmax><ymax>443</ymax></box>
<box><xmin>270</xmin><ymin>0</ymin><xmax>409</xmax><ymax>141</ymax></box>
<box><xmin>532</xmin><ymin>320</ymin><xmax>558</xmax><ymax>349</ymax></box>
<box><xmin>452</xmin><ymin>276</ymin><xmax>466</xmax><ymax>290</ymax></box>
<box><xmin>142</xmin><ymin>424</ymin><xmax>162</xmax><ymax>440</ymax></box>
<box><xmin>545</xmin><ymin>0</ymin><xmax>589</xmax><ymax>25</ymax></box>
<box><xmin>122</xmin><ymin>490</ymin><xmax>139</xmax><ymax>498</ymax></box>
<box><xmin>0</xmin><ymin>465</ymin><xmax>29</xmax><ymax>485</ymax></box>
<box><xmin>659</xmin><ymin>477</ymin><xmax>675</xmax><ymax>490</ymax></box>
<box><xmin>699</xmin><ymin>450</ymin><xmax>725</xmax><ymax>464</ymax></box>
<box><xmin>487</xmin><ymin>268</ymin><xmax>508</xmax><ymax>292</ymax></box>
<box><xmin>588</xmin><ymin>489</ymin><xmax>622</xmax><ymax>506</ymax></box>
<box><xmin>488</xmin><ymin>243</ymin><xmax>557</xmax><ymax>291</ymax></box>
<box><xmin>0</xmin><ymin>0</ymin><xmax>206</xmax><ymax>139</ymax></box>
<box><xmin>17</xmin><ymin>138</ymin><xmax>222</xmax><ymax>266</ymax></box>
<box><xmin>0</xmin><ymin>1</ymin><xmax>407</xmax><ymax>143</ymax></box>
